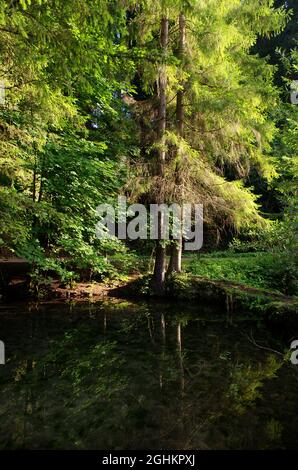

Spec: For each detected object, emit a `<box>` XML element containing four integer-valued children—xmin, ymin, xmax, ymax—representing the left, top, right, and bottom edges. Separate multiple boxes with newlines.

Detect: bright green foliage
<box><xmin>0</xmin><ymin>0</ymin><xmax>136</xmax><ymax>281</ymax></box>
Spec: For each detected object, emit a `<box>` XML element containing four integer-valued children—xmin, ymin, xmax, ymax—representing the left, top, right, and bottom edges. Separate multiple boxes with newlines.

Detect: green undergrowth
<box><xmin>184</xmin><ymin>252</ymin><xmax>297</xmax><ymax>296</ymax></box>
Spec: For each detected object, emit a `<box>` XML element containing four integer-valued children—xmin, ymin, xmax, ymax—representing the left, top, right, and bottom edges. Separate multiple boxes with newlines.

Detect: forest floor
<box><xmin>47</xmin><ymin>277</ymin><xmax>138</xmax><ymax>301</ymax></box>
<box><xmin>47</xmin><ymin>274</ymin><xmax>296</xmax><ymax>303</ymax></box>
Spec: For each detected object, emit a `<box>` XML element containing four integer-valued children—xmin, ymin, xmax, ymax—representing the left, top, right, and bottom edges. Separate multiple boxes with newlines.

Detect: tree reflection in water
<box><xmin>0</xmin><ymin>299</ymin><xmax>296</xmax><ymax>449</ymax></box>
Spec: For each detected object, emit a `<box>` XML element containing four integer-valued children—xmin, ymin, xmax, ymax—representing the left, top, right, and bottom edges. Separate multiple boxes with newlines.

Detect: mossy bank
<box><xmin>111</xmin><ymin>273</ymin><xmax>298</xmax><ymax>332</ymax></box>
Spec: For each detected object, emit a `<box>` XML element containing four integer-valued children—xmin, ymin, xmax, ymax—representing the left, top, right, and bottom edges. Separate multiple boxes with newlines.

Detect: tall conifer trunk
<box><xmin>153</xmin><ymin>16</ymin><xmax>169</xmax><ymax>293</ymax></box>
<box><xmin>168</xmin><ymin>13</ymin><xmax>185</xmax><ymax>275</ymax></box>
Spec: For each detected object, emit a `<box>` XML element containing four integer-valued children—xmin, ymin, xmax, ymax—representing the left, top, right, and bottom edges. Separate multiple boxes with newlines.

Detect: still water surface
<box><xmin>0</xmin><ymin>299</ymin><xmax>297</xmax><ymax>449</ymax></box>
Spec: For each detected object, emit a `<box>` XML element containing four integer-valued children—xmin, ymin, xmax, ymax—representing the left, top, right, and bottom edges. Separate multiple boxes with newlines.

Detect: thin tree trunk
<box><xmin>38</xmin><ymin>155</ymin><xmax>44</xmax><ymax>203</ymax></box>
<box><xmin>153</xmin><ymin>16</ymin><xmax>169</xmax><ymax>293</ymax></box>
<box><xmin>32</xmin><ymin>156</ymin><xmax>37</xmax><ymax>202</ymax></box>
<box><xmin>168</xmin><ymin>13</ymin><xmax>185</xmax><ymax>275</ymax></box>
<box><xmin>38</xmin><ymin>178</ymin><xmax>43</xmax><ymax>203</ymax></box>
<box><xmin>168</xmin><ymin>209</ymin><xmax>183</xmax><ymax>273</ymax></box>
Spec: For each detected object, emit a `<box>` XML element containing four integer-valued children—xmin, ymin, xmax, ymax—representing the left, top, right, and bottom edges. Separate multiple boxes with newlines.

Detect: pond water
<box><xmin>0</xmin><ymin>298</ymin><xmax>297</xmax><ymax>450</ymax></box>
